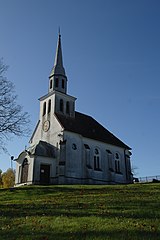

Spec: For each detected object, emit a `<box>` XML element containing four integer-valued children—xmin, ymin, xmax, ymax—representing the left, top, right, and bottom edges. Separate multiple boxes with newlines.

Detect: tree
<box><xmin>0</xmin><ymin>59</ymin><xmax>30</xmax><ymax>152</ymax></box>
<box><xmin>2</xmin><ymin>168</ymin><xmax>15</xmax><ymax>188</ymax></box>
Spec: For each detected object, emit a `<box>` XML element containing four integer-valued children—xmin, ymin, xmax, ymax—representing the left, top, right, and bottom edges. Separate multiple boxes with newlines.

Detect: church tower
<box><xmin>39</xmin><ymin>32</ymin><xmax>76</xmax><ymax>125</ymax></box>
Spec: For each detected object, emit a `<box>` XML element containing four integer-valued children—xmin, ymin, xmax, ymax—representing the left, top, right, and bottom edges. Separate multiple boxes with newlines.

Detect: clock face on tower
<box><xmin>43</xmin><ymin>120</ymin><xmax>50</xmax><ymax>132</ymax></box>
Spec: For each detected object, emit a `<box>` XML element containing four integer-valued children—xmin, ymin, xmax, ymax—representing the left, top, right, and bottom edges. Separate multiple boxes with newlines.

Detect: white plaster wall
<box><xmin>82</xmin><ymin>137</ymin><xmax>127</xmax><ymax>183</ymax></box>
<box><xmin>30</xmin><ymin>93</ymin><xmax>63</xmax><ymax>149</ymax></box>
<box><xmin>41</xmin><ymin>114</ymin><xmax>63</xmax><ymax>147</ymax></box>
<box><xmin>61</xmin><ymin>132</ymin><xmax>128</xmax><ymax>184</ymax></box>
<box><xmin>64</xmin><ymin>131</ymin><xmax>83</xmax><ymax>179</ymax></box>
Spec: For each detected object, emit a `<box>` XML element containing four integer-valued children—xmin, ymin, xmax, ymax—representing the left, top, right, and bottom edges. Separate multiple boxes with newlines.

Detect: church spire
<box><xmin>50</xmin><ymin>30</ymin><xmax>66</xmax><ymax>77</ymax></box>
<box><xmin>49</xmin><ymin>31</ymin><xmax>67</xmax><ymax>94</ymax></box>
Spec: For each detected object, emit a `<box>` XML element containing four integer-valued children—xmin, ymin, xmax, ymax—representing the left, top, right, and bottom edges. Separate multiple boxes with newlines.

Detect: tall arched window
<box><xmin>21</xmin><ymin>158</ymin><xmax>29</xmax><ymax>183</ymax></box>
<box><xmin>115</xmin><ymin>152</ymin><xmax>121</xmax><ymax>173</ymax></box>
<box><xmin>94</xmin><ymin>148</ymin><xmax>101</xmax><ymax>170</ymax></box>
<box><xmin>43</xmin><ymin>102</ymin><xmax>46</xmax><ymax>116</ymax></box>
<box><xmin>66</xmin><ymin>101</ymin><xmax>70</xmax><ymax>114</ymax></box>
<box><xmin>60</xmin><ymin>99</ymin><xmax>64</xmax><ymax>112</ymax></box>
<box><xmin>48</xmin><ymin>99</ymin><xmax>51</xmax><ymax>114</ymax></box>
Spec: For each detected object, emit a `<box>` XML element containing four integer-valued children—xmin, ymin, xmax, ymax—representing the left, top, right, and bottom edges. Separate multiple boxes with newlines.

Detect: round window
<box><xmin>72</xmin><ymin>143</ymin><xmax>77</xmax><ymax>150</ymax></box>
<box><xmin>115</xmin><ymin>153</ymin><xmax>119</xmax><ymax>159</ymax></box>
<box><xmin>95</xmin><ymin>148</ymin><xmax>99</xmax><ymax>155</ymax></box>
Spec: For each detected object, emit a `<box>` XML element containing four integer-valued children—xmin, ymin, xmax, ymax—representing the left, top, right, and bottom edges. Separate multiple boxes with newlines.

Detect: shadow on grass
<box><xmin>0</xmin><ymin>198</ymin><xmax>159</xmax><ymax>220</ymax></box>
<box><xmin>0</xmin><ymin>184</ymin><xmax>160</xmax><ymax>239</ymax></box>
<box><xmin>0</xmin><ymin>184</ymin><xmax>160</xmax><ymax>221</ymax></box>
<box><xmin>0</xmin><ymin>227</ymin><xmax>159</xmax><ymax>240</ymax></box>
<box><xmin>1</xmin><ymin>182</ymin><xmax>159</xmax><ymax>195</ymax></box>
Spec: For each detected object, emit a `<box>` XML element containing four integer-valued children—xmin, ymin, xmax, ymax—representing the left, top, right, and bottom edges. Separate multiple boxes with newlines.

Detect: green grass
<box><xmin>0</xmin><ymin>183</ymin><xmax>160</xmax><ymax>240</ymax></box>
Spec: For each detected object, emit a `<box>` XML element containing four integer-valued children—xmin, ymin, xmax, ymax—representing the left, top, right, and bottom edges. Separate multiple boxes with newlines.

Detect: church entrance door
<box><xmin>40</xmin><ymin>164</ymin><xmax>50</xmax><ymax>185</ymax></box>
<box><xmin>21</xmin><ymin>159</ymin><xmax>29</xmax><ymax>183</ymax></box>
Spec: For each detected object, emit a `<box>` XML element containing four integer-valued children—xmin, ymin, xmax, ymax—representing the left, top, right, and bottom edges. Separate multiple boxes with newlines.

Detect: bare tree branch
<box><xmin>0</xmin><ymin>59</ymin><xmax>30</xmax><ymax>152</ymax></box>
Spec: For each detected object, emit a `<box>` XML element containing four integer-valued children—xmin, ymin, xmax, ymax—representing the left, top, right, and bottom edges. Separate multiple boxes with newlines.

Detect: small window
<box><xmin>55</xmin><ymin>78</ymin><xmax>59</xmax><ymax>88</ymax></box>
<box><xmin>43</xmin><ymin>102</ymin><xmax>46</xmax><ymax>116</ymax></box>
<box><xmin>66</xmin><ymin>101</ymin><xmax>70</xmax><ymax>114</ymax></box>
<box><xmin>62</xmin><ymin>79</ymin><xmax>65</xmax><ymax>89</ymax></box>
<box><xmin>60</xmin><ymin>99</ymin><xmax>64</xmax><ymax>112</ymax></box>
<box><xmin>50</xmin><ymin>79</ymin><xmax>53</xmax><ymax>89</ymax></box>
<box><xmin>48</xmin><ymin>99</ymin><xmax>51</xmax><ymax>113</ymax></box>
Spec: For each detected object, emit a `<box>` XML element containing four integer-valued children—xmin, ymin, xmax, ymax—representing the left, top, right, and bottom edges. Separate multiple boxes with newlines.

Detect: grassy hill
<box><xmin>0</xmin><ymin>183</ymin><xmax>160</xmax><ymax>240</ymax></box>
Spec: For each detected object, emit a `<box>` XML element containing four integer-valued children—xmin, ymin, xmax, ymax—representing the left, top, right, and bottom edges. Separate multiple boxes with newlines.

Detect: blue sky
<box><xmin>0</xmin><ymin>0</ymin><xmax>160</xmax><ymax>178</ymax></box>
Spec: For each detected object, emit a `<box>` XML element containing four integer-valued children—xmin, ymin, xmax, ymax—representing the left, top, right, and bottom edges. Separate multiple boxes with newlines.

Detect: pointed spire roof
<box><xmin>50</xmin><ymin>31</ymin><xmax>66</xmax><ymax>77</ymax></box>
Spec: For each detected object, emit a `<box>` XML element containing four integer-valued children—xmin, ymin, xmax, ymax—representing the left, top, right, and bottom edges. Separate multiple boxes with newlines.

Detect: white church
<box><xmin>15</xmin><ymin>33</ymin><xmax>133</xmax><ymax>185</ymax></box>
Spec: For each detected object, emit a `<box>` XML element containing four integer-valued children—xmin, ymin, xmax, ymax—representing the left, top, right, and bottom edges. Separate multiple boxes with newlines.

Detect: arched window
<box><xmin>43</xmin><ymin>102</ymin><xmax>46</xmax><ymax>116</ymax></box>
<box><xmin>21</xmin><ymin>158</ymin><xmax>29</xmax><ymax>183</ymax></box>
<box><xmin>94</xmin><ymin>148</ymin><xmax>101</xmax><ymax>170</ymax></box>
<box><xmin>50</xmin><ymin>79</ymin><xmax>52</xmax><ymax>89</ymax></box>
<box><xmin>60</xmin><ymin>99</ymin><xmax>64</xmax><ymax>112</ymax></box>
<box><xmin>62</xmin><ymin>79</ymin><xmax>65</xmax><ymax>89</ymax></box>
<box><xmin>66</xmin><ymin>101</ymin><xmax>70</xmax><ymax>114</ymax></box>
<box><xmin>48</xmin><ymin>99</ymin><xmax>51</xmax><ymax>114</ymax></box>
<box><xmin>115</xmin><ymin>153</ymin><xmax>121</xmax><ymax>173</ymax></box>
<box><xmin>55</xmin><ymin>78</ymin><xmax>59</xmax><ymax>88</ymax></box>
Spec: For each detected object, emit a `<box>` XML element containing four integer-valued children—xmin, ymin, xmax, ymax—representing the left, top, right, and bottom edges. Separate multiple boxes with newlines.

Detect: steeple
<box><xmin>49</xmin><ymin>31</ymin><xmax>67</xmax><ymax>94</ymax></box>
<box><xmin>50</xmin><ymin>31</ymin><xmax>66</xmax><ymax>77</ymax></box>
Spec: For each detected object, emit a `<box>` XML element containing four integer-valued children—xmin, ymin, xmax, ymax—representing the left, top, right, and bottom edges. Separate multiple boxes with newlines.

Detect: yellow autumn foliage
<box><xmin>2</xmin><ymin>168</ymin><xmax>15</xmax><ymax>188</ymax></box>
